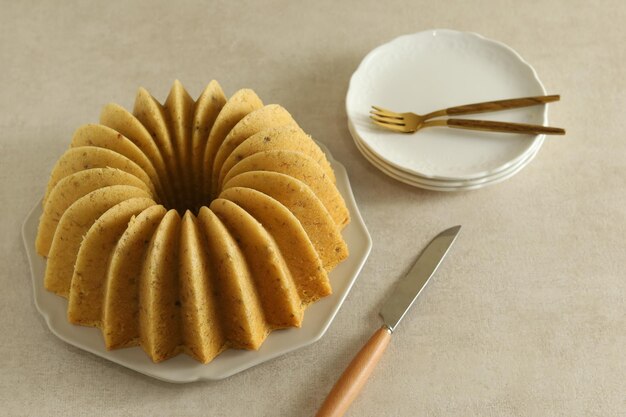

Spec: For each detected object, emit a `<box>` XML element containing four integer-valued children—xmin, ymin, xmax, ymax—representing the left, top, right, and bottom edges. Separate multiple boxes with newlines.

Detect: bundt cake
<box><xmin>36</xmin><ymin>80</ymin><xmax>350</xmax><ymax>363</ymax></box>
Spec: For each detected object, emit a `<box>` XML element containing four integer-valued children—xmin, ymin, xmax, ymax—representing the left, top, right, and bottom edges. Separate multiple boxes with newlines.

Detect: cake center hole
<box><xmin>157</xmin><ymin>168</ymin><xmax>217</xmax><ymax>217</ymax></box>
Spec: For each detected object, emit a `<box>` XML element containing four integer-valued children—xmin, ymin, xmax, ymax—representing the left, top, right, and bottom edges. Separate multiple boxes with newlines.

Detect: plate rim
<box><xmin>349</xmin><ymin>119</ymin><xmax>543</xmax><ymax>189</ymax></box>
<box><xmin>349</xmin><ymin>121</ymin><xmax>541</xmax><ymax>191</ymax></box>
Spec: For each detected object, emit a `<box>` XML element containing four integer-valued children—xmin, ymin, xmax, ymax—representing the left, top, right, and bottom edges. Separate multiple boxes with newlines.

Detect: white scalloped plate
<box><xmin>22</xmin><ymin>148</ymin><xmax>371</xmax><ymax>383</ymax></box>
<box><xmin>349</xmin><ymin>120</ymin><xmax>542</xmax><ymax>191</ymax></box>
<box><xmin>351</xmin><ymin>124</ymin><xmax>541</xmax><ymax>191</ymax></box>
<box><xmin>346</xmin><ymin>29</ymin><xmax>549</xmax><ymax>181</ymax></box>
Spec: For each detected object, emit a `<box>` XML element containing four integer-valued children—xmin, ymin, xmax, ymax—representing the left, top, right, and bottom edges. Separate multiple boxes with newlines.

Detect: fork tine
<box><xmin>371</xmin><ymin>106</ymin><xmax>403</xmax><ymax>117</ymax></box>
<box><xmin>371</xmin><ymin>118</ymin><xmax>408</xmax><ymax>132</ymax></box>
<box><xmin>369</xmin><ymin>110</ymin><xmax>404</xmax><ymax>120</ymax></box>
<box><xmin>369</xmin><ymin>114</ymin><xmax>405</xmax><ymax>126</ymax></box>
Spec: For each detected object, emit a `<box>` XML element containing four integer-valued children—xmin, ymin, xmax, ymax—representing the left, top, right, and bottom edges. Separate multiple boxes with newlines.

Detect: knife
<box><xmin>316</xmin><ymin>225</ymin><xmax>462</xmax><ymax>417</ymax></box>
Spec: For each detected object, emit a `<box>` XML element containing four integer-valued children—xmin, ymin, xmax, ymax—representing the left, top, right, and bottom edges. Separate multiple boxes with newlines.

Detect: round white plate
<box><xmin>22</xmin><ymin>148</ymin><xmax>371</xmax><ymax>383</ymax></box>
<box><xmin>346</xmin><ymin>29</ymin><xmax>549</xmax><ymax>181</ymax></box>
<box><xmin>356</xmin><ymin>138</ymin><xmax>540</xmax><ymax>191</ymax></box>
<box><xmin>349</xmin><ymin>120</ymin><xmax>543</xmax><ymax>188</ymax></box>
<box><xmin>351</xmin><ymin>120</ymin><xmax>545</xmax><ymax>186</ymax></box>
<box><xmin>351</xmin><ymin>123</ymin><xmax>540</xmax><ymax>191</ymax></box>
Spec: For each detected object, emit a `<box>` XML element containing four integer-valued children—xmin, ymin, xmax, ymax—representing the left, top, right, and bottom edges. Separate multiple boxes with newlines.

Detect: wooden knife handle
<box><xmin>316</xmin><ymin>326</ymin><xmax>392</xmax><ymax>417</ymax></box>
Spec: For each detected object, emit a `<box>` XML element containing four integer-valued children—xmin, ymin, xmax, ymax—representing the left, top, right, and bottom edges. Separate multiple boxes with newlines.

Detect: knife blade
<box><xmin>316</xmin><ymin>225</ymin><xmax>461</xmax><ymax>417</ymax></box>
<box><xmin>380</xmin><ymin>225</ymin><xmax>461</xmax><ymax>333</ymax></box>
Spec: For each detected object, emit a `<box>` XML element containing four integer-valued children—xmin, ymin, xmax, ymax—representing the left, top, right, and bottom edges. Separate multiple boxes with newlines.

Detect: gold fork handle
<box><xmin>441</xmin><ymin>118</ymin><xmax>566</xmax><ymax>135</ymax></box>
<box><xmin>425</xmin><ymin>95</ymin><xmax>560</xmax><ymax>119</ymax></box>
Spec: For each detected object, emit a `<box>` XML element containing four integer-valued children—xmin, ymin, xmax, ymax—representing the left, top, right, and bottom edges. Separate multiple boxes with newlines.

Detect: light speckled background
<box><xmin>1</xmin><ymin>1</ymin><xmax>624</xmax><ymax>416</ymax></box>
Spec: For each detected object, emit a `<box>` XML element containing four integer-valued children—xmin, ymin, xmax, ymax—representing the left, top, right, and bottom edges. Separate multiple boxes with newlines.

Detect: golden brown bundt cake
<box><xmin>36</xmin><ymin>80</ymin><xmax>350</xmax><ymax>363</ymax></box>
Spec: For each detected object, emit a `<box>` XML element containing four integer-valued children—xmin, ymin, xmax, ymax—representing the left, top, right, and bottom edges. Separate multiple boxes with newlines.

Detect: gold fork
<box><xmin>370</xmin><ymin>95</ymin><xmax>565</xmax><ymax>135</ymax></box>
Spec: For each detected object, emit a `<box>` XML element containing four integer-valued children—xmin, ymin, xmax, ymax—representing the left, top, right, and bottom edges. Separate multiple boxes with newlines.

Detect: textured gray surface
<box><xmin>1</xmin><ymin>1</ymin><xmax>625</xmax><ymax>416</ymax></box>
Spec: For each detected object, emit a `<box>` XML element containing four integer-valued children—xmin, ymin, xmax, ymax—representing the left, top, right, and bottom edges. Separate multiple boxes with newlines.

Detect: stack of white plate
<box><xmin>346</xmin><ymin>29</ymin><xmax>552</xmax><ymax>191</ymax></box>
